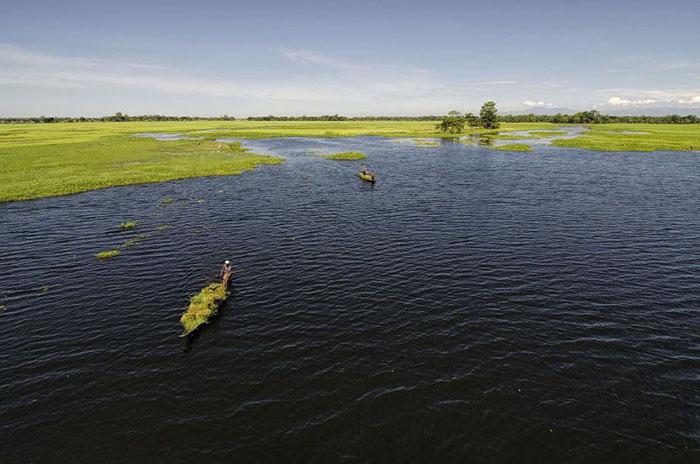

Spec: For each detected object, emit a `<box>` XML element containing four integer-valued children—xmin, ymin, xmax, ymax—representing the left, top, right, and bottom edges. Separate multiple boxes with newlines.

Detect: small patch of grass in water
<box><xmin>180</xmin><ymin>282</ymin><xmax>230</xmax><ymax>336</ymax></box>
<box><xmin>156</xmin><ymin>224</ymin><xmax>171</xmax><ymax>231</ymax></box>
<box><xmin>122</xmin><ymin>234</ymin><xmax>148</xmax><ymax>248</ymax></box>
<box><xmin>321</xmin><ymin>151</ymin><xmax>367</xmax><ymax>160</ymax></box>
<box><xmin>96</xmin><ymin>249</ymin><xmax>120</xmax><ymax>260</ymax></box>
<box><xmin>119</xmin><ymin>221</ymin><xmax>138</xmax><ymax>230</ymax></box>
<box><xmin>493</xmin><ymin>143</ymin><xmax>532</xmax><ymax>152</ymax></box>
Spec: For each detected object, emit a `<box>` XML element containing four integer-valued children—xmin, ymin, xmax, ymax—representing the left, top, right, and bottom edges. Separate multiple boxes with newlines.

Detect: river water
<box><xmin>1</xmin><ymin>137</ymin><xmax>698</xmax><ymax>462</ymax></box>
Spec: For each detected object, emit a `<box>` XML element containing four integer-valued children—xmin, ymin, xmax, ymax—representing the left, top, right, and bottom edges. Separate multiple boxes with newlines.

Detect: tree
<box><xmin>465</xmin><ymin>112</ymin><xmax>480</xmax><ymax>128</ymax></box>
<box><xmin>479</xmin><ymin>101</ymin><xmax>499</xmax><ymax>129</ymax></box>
<box><xmin>435</xmin><ymin>110</ymin><xmax>466</xmax><ymax>133</ymax></box>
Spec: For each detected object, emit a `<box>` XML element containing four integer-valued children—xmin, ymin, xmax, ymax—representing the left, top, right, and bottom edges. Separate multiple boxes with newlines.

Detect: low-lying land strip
<box><xmin>551</xmin><ymin>124</ymin><xmax>700</xmax><ymax>151</ymax></box>
<box><xmin>1</xmin><ymin>121</ymin><xmax>698</xmax><ymax>202</ymax></box>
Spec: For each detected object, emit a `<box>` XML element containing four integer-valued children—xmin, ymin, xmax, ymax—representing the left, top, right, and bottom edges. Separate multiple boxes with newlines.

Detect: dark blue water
<box><xmin>1</xmin><ymin>138</ymin><xmax>698</xmax><ymax>462</ymax></box>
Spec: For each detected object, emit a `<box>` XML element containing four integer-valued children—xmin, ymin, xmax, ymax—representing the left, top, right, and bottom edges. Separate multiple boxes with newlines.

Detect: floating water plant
<box><xmin>119</xmin><ymin>221</ymin><xmax>138</xmax><ymax>230</ymax></box>
<box><xmin>493</xmin><ymin>143</ymin><xmax>532</xmax><ymax>152</ymax></box>
<box><xmin>159</xmin><ymin>196</ymin><xmax>174</xmax><ymax>206</ymax></box>
<box><xmin>156</xmin><ymin>224</ymin><xmax>171</xmax><ymax>231</ymax></box>
<box><xmin>122</xmin><ymin>234</ymin><xmax>148</xmax><ymax>248</ymax></box>
<box><xmin>96</xmin><ymin>249</ymin><xmax>120</xmax><ymax>260</ymax></box>
<box><xmin>321</xmin><ymin>152</ymin><xmax>367</xmax><ymax>160</ymax></box>
<box><xmin>180</xmin><ymin>282</ymin><xmax>230</xmax><ymax>336</ymax></box>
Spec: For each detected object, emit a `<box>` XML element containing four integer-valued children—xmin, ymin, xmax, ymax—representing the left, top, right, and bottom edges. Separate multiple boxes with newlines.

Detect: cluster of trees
<box><xmin>436</xmin><ymin>101</ymin><xmax>501</xmax><ymax>133</ymax></box>
<box><xmin>500</xmin><ymin>111</ymin><xmax>699</xmax><ymax>124</ymax></box>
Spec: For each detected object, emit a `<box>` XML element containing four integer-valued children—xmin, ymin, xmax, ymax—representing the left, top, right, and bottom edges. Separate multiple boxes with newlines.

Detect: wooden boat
<box><xmin>359</xmin><ymin>170</ymin><xmax>376</xmax><ymax>182</ymax></box>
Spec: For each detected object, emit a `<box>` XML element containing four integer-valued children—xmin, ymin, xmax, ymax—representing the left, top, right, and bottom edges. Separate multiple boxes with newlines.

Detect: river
<box><xmin>1</xmin><ymin>137</ymin><xmax>698</xmax><ymax>462</ymax></box>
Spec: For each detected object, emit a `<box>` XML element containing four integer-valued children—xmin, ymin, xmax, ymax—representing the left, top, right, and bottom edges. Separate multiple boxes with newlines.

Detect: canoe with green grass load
<box><xmin>179</xmin><ymin>282</ymin><xmax>230</xmax><ymax>337</ymax></box>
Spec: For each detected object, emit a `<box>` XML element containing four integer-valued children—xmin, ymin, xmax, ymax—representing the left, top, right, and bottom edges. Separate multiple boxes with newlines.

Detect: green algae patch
<box><xmin>119</xmin><ymin>221</ymin><xmax>138</xmax><ymax>230</ymax></box>
<box><xmin>96</xmin><ymin>249</ymin><xmax>120</xmax><ymax>260</ymax></box>
<box><xmin>180</xmin><ymin>282</ymin><xmax>230</xmax><ymax>336</ymax></box>
<box><xmin>322</xmin><ymin>151</ymin><xmax>367</xmax><ymax>160</ymax></box>
<box><xmin>493</xmin><ymin>143</ymin><xmax>532</xmax><ymax>152</ymax></box>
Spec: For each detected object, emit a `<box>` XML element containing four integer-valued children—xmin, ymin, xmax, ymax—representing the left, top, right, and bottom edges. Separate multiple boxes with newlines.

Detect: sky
<box><xmin>1</xmin><ymin>0</ymin><xmax>699</xmax><ymax>117</ymax></box>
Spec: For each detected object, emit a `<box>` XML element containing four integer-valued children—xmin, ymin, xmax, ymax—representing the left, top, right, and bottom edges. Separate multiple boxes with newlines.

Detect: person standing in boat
<box><xmin>220</xmin><ymin>260</ymin><xmax>233</xmax><ymax>286</ymax></box>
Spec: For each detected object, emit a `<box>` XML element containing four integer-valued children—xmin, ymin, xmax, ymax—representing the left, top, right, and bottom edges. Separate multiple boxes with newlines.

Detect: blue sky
<box><xmin>1</xmin><ymin>0</ymin><xmax>699</xmax><ymax>116</ymax></box>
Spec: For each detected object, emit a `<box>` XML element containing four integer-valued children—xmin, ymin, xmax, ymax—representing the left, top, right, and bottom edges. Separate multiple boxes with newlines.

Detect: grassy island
<box><xmin>180</xmin><ymin>282</ymin><xmax>230</xmax><ymax>336</ymax></box>
<box><xmin>322</xmin><ymin>151</ymin><xmax>367</xmax><ymax>160</ymax></box>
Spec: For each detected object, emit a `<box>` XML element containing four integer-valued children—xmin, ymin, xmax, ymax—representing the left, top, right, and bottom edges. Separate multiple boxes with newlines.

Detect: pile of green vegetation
<box><xmin>493</xmin><ymin>144</ymin><xmax>533</xmax><ymax>152</ymax></box>
<box><xmin>96</xmin><ymin>249</ymin><xmax>120</xmax><ymax>260</ymax></box>
<box><xmin>322</xmin><ymin>152</ymin><xmax>367</xmax><ymax>160</ymax></box>
<box><xmin>180</xmin><ymin>283</ymin><xmax>230</xmax><ymax>336</ymax></box>
<box><xmin>119</xmin><ymin>221</ymin><xmax>138</xmax><ymax>230</ymax></box>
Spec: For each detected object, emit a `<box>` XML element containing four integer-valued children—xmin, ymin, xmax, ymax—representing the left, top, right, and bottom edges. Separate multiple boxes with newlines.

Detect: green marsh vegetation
<box><xmin>2</xmin><ymin>120</ymin><xmax>698</xmax><ymax>203</ymax></box>
<box><xmin>322</xmin><ymin>151</ymin><xmax>367</xmax><ymax>160</ymax></box>
<box><xmin>493</xmin><ymin>143</ymin><xmax>533</xmax><ymax>152</ymax></box>
<box><xmin>96</xmin><ymin>249</ymin><xmax>120</xmax><ymax>260</ymax></box>
<box><xmin>552</xmin><ymin>124</ymin><xmax>700</xmax><ymax>151</ymax></box>
<box><xmin>180</xmin><ymin>282</ymin><xmax>230</xmax><ymax>336</ymax></box>
<box><xmin>0</xmin><ymin>126</ymin><xmax>282</xmax><ymax>202</ymax></box>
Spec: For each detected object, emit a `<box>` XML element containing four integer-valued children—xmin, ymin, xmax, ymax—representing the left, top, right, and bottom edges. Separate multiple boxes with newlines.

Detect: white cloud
<box><xmin>678</xmin><ymin>95</ymin><xmax>700</xmax><ymax>104</ymax></box>
<box><xmin>279</xmin><ymin>48</ymin><xmax>365</xmax><ymax>70</ymax></box>
<box><xmin>0</xmin><ymin>44</ymin><xmax>458</xmax><ymax>113</ymax></box>
<box><xmin>606</xmin><ymin>96</ymin><xmax>657</xmax><ymax>106</ymax></box>
<box><xmin>522</xmin><ymin>100</ymin><xmax>555</xmax><ymax>108</ymax></box>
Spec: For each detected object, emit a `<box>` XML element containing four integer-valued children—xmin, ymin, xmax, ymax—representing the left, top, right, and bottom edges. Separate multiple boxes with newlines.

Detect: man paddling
<box><xmin>220</xmin><ymin>260</ymin><xmax>233</xmax><ymax>286</ymax></box>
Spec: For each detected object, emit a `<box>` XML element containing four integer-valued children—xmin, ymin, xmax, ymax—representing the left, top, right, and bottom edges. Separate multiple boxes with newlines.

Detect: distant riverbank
<box><xmin>1</xmin><ymin>121</ymin><xmax>698</xmax><ymax>202</ymax></box>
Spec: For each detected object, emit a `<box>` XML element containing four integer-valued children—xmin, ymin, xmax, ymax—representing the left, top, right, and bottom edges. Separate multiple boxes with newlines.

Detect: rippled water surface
<box><xmin>1</xmin><ymin>138</ymin><xmax>698</xmax><ymax>462</ymax></box>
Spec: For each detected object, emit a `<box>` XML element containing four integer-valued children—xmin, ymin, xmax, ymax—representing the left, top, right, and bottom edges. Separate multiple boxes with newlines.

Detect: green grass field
<box><xmin>552</xmin><ymin>124</ymin><xmax>700</xmax><ymax>151</ymax></box>
<box><xmin>1</xmin><ymin>120</ymin><xmax>698</xmax><ymax>202</ymax></box>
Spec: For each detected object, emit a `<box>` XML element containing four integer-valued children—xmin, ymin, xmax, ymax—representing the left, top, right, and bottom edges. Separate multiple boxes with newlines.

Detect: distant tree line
<box><xmin>2</xmin><ymin>110</ymin><xmax>699</xmax><ymax>124</ymax></box>
<box><xmin>499</xmin><ymin>110</ymin><xmax>699</xmax><ymax>124</ymax></box>
<box><xmin>0</xmin><ymin>113</ymin><xmax>237</xmax><ymax>124</ymax></box>
<box><xmin>245</xmin><ymin>114</ymin><xmax>441</xmax><ymax>121</ymax></box>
